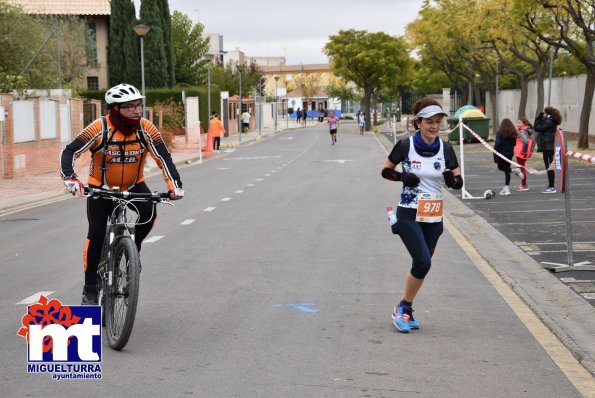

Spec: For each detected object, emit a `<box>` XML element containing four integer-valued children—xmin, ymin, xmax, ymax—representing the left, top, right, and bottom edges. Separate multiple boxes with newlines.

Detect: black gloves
<box><xmin>381</xmin><ymin>168</ymin><xmax>400</xmax><ymax>182</ymax></box>
<box><xmin>443</xmin><ymin>170</ymin><xmax>463</xmax><ymax>189</ymax></box>
<box><xmin>401</xmin><ymin>172</ymin><xmax>420</xmax><ymax>188</ymax></box>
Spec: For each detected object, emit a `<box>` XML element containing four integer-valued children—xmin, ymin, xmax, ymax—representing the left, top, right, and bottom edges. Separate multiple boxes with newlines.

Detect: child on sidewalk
<box><xmin>514</xmin><ymin>117</ymin><xmax>535</xmax><ymax>191</ymax></box>
<box><xmin>494</xmin><ymin>118</ymin><xmax>521</xmax><ymax>196</ymax></box>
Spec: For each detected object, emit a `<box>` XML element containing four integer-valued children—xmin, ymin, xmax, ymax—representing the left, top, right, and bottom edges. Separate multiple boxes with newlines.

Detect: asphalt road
<box><xmin>1</xmin><ymin>125</ymin><xmax>588</xmax><ymax>397</ymax></box>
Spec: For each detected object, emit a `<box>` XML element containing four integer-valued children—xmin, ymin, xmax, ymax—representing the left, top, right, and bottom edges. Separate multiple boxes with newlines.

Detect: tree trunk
<box><xmin>535</xmin><ymin>67</ymin><xmax>545</xmax><ymax>119</ymax></box>
<box><xmin>473</xmin><ymin>85</ymin><xmax>482</xmax><ymax>108</ymax></box>
<box><xmin>577</xmin><ymin>65</ymin><xmax>595</xmax><ymax>149</ymax></box>
<box><xmin>518</xmin><ymin>78</ymin><xmax>529</xmax><ymax>118</ymax></box>
<box><xmin>364</xmin><ymin>86</ymin><xmax>373</xmax><ymax>131</ymax></box>
<box><xmin>488</xmin><ymin>90</ymin><xmax>498</xmax><ymax>133</ymax></box>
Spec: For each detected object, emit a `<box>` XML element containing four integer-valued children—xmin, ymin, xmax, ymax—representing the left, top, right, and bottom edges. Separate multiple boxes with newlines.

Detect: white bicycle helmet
<box><xmin>105</xmin><ymin>83</ymin><xmax>144</xmax><ymax>105</ymax></box>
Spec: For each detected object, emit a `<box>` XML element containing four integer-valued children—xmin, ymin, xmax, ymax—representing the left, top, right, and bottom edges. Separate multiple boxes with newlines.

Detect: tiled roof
<box><xmin>10</xmin><ymin>0</ymin><xmax>110</xmax><ymax>15</ymax></box>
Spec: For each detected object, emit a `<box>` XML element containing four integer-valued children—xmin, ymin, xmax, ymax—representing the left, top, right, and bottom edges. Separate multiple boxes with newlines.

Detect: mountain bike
<box><xmin>86</xmin><ymin>187</ymin><xmax>172</xmax><ymax>350</ymax></box>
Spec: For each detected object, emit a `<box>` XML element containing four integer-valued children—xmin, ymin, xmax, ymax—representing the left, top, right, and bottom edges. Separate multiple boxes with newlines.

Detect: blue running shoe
<box><xmin>392</xmin><ymin>303</ymin><xmax>411</xmax><ymax>333</ymax></box>
<box><xmin>392</xmin><ymin>303</ymin><xmax>419</xmax><ymax>331</ymax></box>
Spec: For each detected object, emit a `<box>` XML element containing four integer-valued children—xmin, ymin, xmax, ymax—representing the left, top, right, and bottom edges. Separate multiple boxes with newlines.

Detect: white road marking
<box><xmin>265</xmin><ymin>174</ymin><xmax>271</xmax><ymax>177</ymax></box>
<box><xmin>221</xmin><ymin>197</ymin><xmax>232</xmax><ymax>201</ymax></box>
<box><xmin>246</xmin><ymin>184</ymin><xmax>255</xmax><ymax>187</ymax></box>
<box><xmin>560</xmin><ymin>277</ymin><xmax>595</xmax><ymax>283</ymax></box>
<box><xmin>145</xmin><ymin>236</ymin><xmax>164</xmax><ymax>243</ymax></box>
<box><xmin>235</xmin><ymin>190</ymin><xmax>244</xmax><ymax>194</ymax></box>
<box><xmin>321</xmin><ymin>159</ymin><xmax>353</xmax><ymax>164</ymax></box>
<box><xmin>256</xmin><ymin>178</ymin><xmax>264</xmax><ymax>182</ymax></box>
<box><xmin>204</xmin><ymin>207</ymin><xmax>216</xmax><ymax>212</ymax></box>
<box><xmin>217</xmin><ymin>167</ymin><xmax>232</xmax><ymax>170</ymax></box>
<box><xmin>180</xmin><ymin>219</ymin><xmax>195</xmax><ymax>225</ymax></box>
<box><xmin>16</xmin><ymin>291</ymin><xmax>55</xmax><ymax>305</ymax></box>
<box><xmin>225</xmin><ymin>156</ymin><xmax>281</xmax><ymax>160</ymax></box>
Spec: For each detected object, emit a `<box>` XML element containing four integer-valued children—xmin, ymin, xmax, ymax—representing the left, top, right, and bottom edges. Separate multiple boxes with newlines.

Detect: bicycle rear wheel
<box><xmin>105</xmin><ymin>236</ymin><xmax>140</xmax><ymax>350</ymax></box>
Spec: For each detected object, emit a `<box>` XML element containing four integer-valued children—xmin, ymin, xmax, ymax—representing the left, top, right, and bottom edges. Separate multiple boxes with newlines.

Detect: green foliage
<box><xmin>0</xmin><ymin>2</ymin><xmax>87</xmax><ymax>89</ymax></box>
<box><xmin>159</xmin><ymin>0</ymin><xmax>175</xmax><ymax>87</ymax></box>
<box><xmin>323</xmin><ymin>29</ymin><xmax>411</xmax><ymax>129</ymax></box>
<box><xmin>323</xmin><ymin>29</ymin><xmax>411</xmax><ymax>93</ymax></box>
<box><xmin>171</xmin><ymin>11</ymin><xmax>210</xmax><ymax>86</ymax></box>
<box><xmin>109</xmin><ymin>0</ymin><xmax>140</xmax><ymax>87</ymax></box>
<box><xmin>0</xmin><ymin>72</ymin><xmax>29</xmax><ymax>97</ymax></box>
<box><xmin>210</xmin><ymin>62</ymin><xmax>263</xmax><ymax>97</ymax></box>
<box><xmin>140</xmin><ymin>0</ymin><xmax>169</xmax><ymax>88</ymax></box>
<box><xmin>325</xmin><ymin>78</ymin><xmax>361</xmax><ymax>102</ymax></box>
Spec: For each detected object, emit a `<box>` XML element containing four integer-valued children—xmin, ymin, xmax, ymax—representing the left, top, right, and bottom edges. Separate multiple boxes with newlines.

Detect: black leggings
<box><xmin>213</xmin><ymin>137</ymin><xmax>220</xmax><ymax>150</ymax></box>
<box><xmin>497</xmin><ymin>161</ymin><xmax>511</xmax><ymax>185</ymax></box>
<box><xmin>83</xmin><ymin>182</ymin><xmax>156</xmax><ymax>285</ymax></box>
<box><xmin>393</xmin><ymin>207</ymin><xmax>444</xmax><ymax>279</ymax></box>
<box><xmin>542</xmin><ymin>150</ymin><xmax>555</xmax><ymax>187</ymax></box>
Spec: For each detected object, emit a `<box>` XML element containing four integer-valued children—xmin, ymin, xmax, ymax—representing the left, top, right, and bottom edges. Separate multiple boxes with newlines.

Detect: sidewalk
<box><xmin>0</xmin><ymin>122</ymin><xmax>316</xmax><ymax>216</ymax></box>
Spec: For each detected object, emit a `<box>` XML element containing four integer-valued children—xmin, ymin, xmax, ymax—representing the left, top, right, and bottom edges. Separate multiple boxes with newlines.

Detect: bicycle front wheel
<box><xmin>105</xmin><ymin>237</ymin><xmax>140</xmax><ymax>350</ymax></box>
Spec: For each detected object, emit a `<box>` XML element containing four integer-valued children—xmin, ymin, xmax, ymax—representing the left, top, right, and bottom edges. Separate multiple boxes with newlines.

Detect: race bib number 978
<box><xmin>416</xmin><ymin>193</ymin><xmax>444</xmax><ymax>223</ymax></box>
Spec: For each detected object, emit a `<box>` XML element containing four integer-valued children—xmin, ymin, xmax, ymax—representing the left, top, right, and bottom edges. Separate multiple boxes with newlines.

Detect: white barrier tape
<box><xmin>458</xmin><ymin>122</ymin><xmax>554</xmax><ymax>175</ymax></box>
<box><xmin>566</xmin><ymin>150</ymin><xmax>595</xmax><ymax>164</ymax></box>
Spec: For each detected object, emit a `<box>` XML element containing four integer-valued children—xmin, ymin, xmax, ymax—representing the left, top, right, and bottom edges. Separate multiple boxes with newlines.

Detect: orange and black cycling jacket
<box><xmin>60</xmin><ymin>117</ymin><xmax>182</xmax><ymax>191</ymax></box>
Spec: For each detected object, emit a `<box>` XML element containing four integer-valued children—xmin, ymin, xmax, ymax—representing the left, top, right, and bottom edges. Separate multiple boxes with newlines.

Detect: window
<box><xmin>86</xmin><ymin>23</ymin><xmax>97</xmax><ymax>67</ymax></box>
<box><xmin>87</xmin><ymin>76</ymin><xmax>99</xmax><ymax>90</ymax></box>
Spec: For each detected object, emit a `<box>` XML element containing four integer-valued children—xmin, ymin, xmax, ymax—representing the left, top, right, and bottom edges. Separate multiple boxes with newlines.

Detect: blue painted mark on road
<box><xmin>271</xmin><ymin>303</ymin><xmax>319</xmax><ymax>313</ymax></box>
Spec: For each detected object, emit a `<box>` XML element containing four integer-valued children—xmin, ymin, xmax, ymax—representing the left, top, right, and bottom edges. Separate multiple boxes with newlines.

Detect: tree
<box><xmin>109</xmin><ymin>0</ymin><xmax>140</xmax><ymax>87</ymax></box>
<box><xmin>159</xmin><ymin>0</ymin><xmax>175</xmax><ymax>87</ymax></box>
<box><xmin>140</xmin><ymin>0</ymin><xmax>168</xmax><ymax>88</ymax></box>
<box><xmin>323</xmin><ymin>29</ymin><xmax>411</xmax><ymax>131</ymax></box>
<box><xmin>210</xmin><ymin>61</ymin><xmax>262</xmax><ymax>97</ymax></box>
<box><xmin>171</xmin><ymin>11</ymin><xmax>209</xmax><ymax>86</ymax></box>
<box><xmin>518</xmin><ymin>0</ymin><xmax>594</xmax><ymax>149</ymax></box>
<box><xmin>0</xmin><ymin>2</ymin><xmax>87</xmax><ymax>90</ymax></box>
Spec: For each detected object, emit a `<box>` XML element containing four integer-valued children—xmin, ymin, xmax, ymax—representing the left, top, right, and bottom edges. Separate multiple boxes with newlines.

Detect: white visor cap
<box><xmin>415</xmin><ymin>105</ymin><xmax>448</xmax><ymax>119</ymax></box>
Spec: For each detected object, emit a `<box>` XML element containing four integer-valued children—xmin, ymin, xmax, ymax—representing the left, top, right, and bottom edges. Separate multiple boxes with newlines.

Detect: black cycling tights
<box><xmin>393</xmin><ymin>207</ymin><xmax>444</xmax><ymax>280</ymax></box>
<box><xmin>83</xmin><ymin>182</ymin><xmax>156</xmax><ymax>285</ymax></box>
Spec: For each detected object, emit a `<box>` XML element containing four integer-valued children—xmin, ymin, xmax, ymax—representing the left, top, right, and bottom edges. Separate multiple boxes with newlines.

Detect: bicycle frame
<box><xmin>86</xmin><ymin>187</ymin><xmax>171</xmax><ymax>350</ymax></box>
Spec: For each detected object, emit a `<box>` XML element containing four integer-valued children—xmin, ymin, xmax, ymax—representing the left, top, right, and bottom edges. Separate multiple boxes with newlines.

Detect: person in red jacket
<box><xmin>60</xmin><ymin>83</ymin><xmax>184</xmax><ymax>305</ymax></box>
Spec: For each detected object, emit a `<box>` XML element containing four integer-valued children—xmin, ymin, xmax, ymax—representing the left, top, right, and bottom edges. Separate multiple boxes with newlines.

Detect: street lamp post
<box><xmin>273</xmin><ymin>75</ymin><xmax>279</xmax><ymax>132</ymax></box>
<box><xmin>133</xmin><ymin>24</ymin><xmax>150</xmax><ymax>118</ymax></box>
<box><xmin>204</xmin><ymin>54</ymin><xmax>214</xmax><ymax>117</ymax></box>
<box><xmin>238</xmin><ymin>65</ymin><xmax>243</xmax><ymax>142</ymax></box>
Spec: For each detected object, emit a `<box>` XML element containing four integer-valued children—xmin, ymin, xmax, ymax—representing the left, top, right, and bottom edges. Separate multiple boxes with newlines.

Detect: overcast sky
<box><xmin>135</xmin><ymin>0</ymin><xmax>425</xmax><ymax>65</ymax></box>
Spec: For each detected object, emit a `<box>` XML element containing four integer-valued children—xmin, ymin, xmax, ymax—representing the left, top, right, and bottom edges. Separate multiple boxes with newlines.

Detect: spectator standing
<box><xmin>534</xmin><ymin>106</ymin><xmax>562</xmax><ymax>193</ymax></box>
<box><xmin>493</xmin><ymin>118</ymin><xmax>520</xmax><ymax>196</ymax></box>
<box><xmin>241</xmin><ymin>110</ymin><xmax>251</xmax><ymax>134</ymax></box>
<box><xmin>514</xmin><ymin>117</ymin><xmax>535</xmax><ymax>191</ymax></box>
<box><xmin>296</xmin><ymin>108</ymin><xmax>302</xmax><ymax>125</ymax></box>
<box><xmin>208</xmin><ymin>112</ymin><xmax>225</xmax><ymax>151</ymax></box>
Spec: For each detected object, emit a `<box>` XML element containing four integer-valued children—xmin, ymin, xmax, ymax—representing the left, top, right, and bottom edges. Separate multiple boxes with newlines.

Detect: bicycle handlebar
<box><xmin>84</xmin><ymin>187</ymin><xmax>171</xmax><ymax>201</ymax></box>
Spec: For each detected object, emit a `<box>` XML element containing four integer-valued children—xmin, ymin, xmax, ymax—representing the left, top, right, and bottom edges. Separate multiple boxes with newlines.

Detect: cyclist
<box><xmin>381</xmin><ymin>97</ymin><xmax>463</xmax><ymax>333</ymax></box>
<box><xmin>60</xmin><ymin>83</ymin><xmax>184</xmax><ymax>305</ymax></box>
